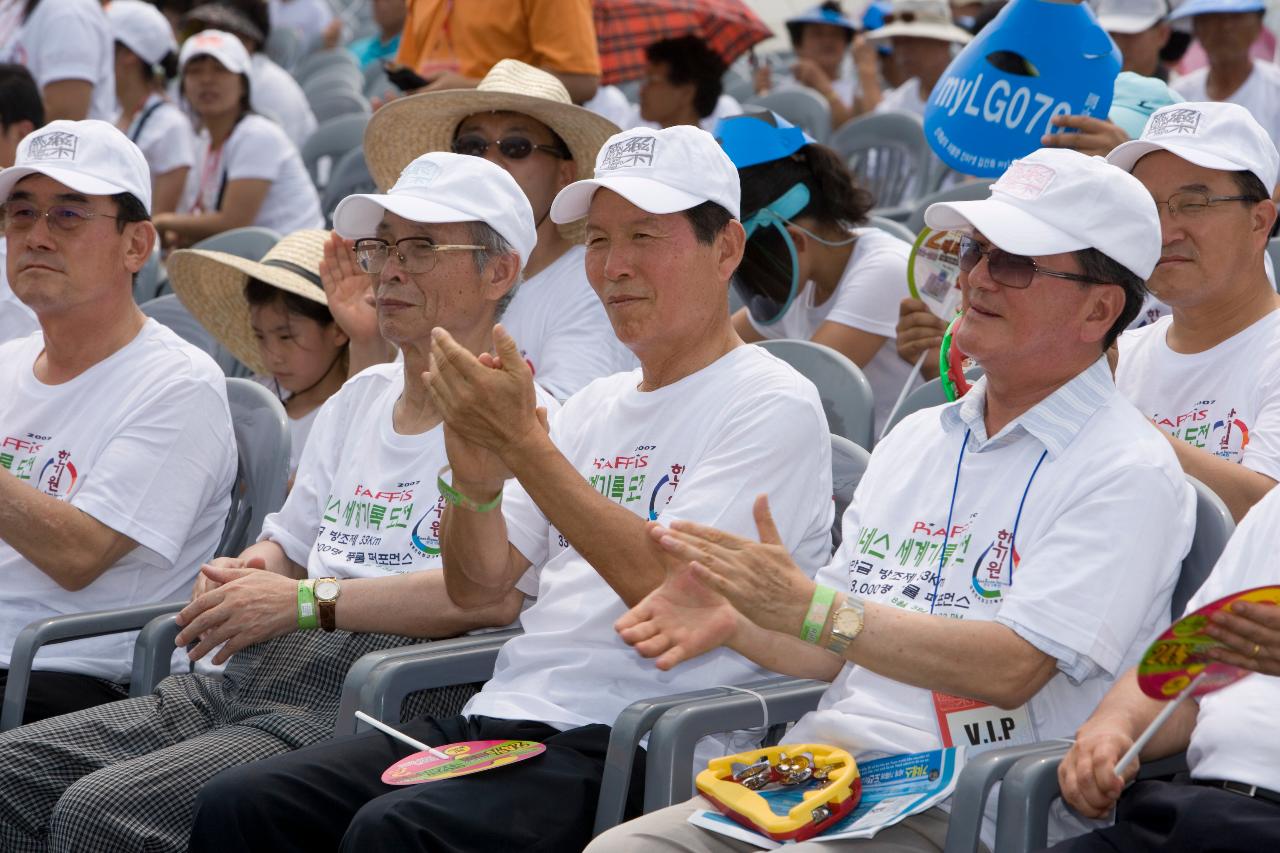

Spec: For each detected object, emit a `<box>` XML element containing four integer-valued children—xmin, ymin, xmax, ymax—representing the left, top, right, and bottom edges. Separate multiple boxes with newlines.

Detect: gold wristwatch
<box><xmin>824</xmin><ymin>595</ymin><xmax>865</xmax><ymax>656</ymax></box>
<box><xmin>314</xmin><ymin>577</ymin><xmax>341</xmax><ymax>632</ymax></box>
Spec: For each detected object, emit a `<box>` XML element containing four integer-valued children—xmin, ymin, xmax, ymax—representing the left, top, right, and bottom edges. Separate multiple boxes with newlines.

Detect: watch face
<box><xmin>315</xmin><ymin>579</ymin><xmax>340</xmax><ymax>601</ymax></box>
<box><xmin>833</xmin><ymin>606</ymin><xmax>863</xmax><ymax>637</ymax></box>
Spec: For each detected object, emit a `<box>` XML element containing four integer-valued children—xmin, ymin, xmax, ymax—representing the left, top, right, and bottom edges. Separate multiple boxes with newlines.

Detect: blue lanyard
<box><xmin>929</xmin><ymin>428</ymin><xmax>1048</xmax><ymax>614</ymax></box>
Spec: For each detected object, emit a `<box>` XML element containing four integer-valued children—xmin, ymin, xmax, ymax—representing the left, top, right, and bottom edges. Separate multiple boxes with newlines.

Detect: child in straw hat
<box><xmin>170</xmin><ymin>229</ymin><xmax>355</xmax><ymax>479</ymax></box>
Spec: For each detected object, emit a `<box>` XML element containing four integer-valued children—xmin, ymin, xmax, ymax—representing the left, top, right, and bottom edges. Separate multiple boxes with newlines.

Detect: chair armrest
<box><xmin>333</xmin><ymin>629</ymin><xmax>521</xmax><ymax>736</ymax></box>
<box><xmin>940</xmin><ymin>740</ymin><xmax>1073</xmax><ymax>853</ymax></box>
<box><xmin>1</xmin><ymin>601</ymin><xmax>187</xmax><ymax>730</ymax></box>
<box><xmin>642</xmin><ymin>678</ymin><xmax>829</xmax><ymax>813</ymax></box>
<box><xmin>993</xmin><ymin>746</ymin><xmax>1190</xmax><ymax>853</ymax></box>
<box><xmin>130</xmin><ymin>613</ymin><xmax>184</xmax><ymax>698</ymax></box>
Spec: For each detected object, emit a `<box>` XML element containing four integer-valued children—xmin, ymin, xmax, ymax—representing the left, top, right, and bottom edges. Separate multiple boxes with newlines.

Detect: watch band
<box><xmin>315</xmin><ymin>577</ymin><xmax>340</xmax><ymax>632</ymax></box>
<box><xmin>824</xmin><ymin>595</ymin><xmax>866</xmax><ymax>656</ymax></box>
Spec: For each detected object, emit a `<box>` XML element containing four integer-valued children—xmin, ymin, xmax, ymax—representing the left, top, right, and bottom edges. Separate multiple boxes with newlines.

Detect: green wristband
<box><xmin>800</xmin><ymin>585</ymin><xmax>837</xmax><ymax>644</ymax></box>
<box><xmin>297</xmin><ymin>580</ymin><xmax>319</xmax><ymax>631</ymax></box>
<box><xmin>437</xmin><ymin>465</ymin><xmax>503</xmax><ymax>513</ymax></box>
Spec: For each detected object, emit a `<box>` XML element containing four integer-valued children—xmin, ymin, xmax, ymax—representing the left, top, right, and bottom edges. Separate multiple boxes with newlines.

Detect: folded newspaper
<box><xmin>688</xmin><ymin>748</ymin><xmax>965</xmax><ymax>848</ymax></box>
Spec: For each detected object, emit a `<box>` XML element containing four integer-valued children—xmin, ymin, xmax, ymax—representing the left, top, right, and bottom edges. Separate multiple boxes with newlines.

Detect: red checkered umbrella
<box><xmin>594</xmin><ymin>0</ymin><xmax>774</xmax><ymax>85</ymax></box>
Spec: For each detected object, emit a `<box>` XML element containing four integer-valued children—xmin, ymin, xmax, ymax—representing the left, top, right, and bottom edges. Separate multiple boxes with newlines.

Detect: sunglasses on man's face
<box><xmin>957</xmin><ymin>235</ymin><xmax>1105</xmax><ymax>289</ymax></box>
<box><xmin>451</xmin><ymin>134</ymin><xmax>570</xmax><ymax>161</ymax></box>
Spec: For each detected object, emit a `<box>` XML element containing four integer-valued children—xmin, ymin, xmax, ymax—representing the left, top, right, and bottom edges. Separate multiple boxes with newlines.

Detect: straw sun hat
<box><xmin>169</xmin><ymin>230</ymin><xmax>330</xmax><ymax>377</ymax></box>
<box><xmin>363</xmin><ymin>59</ymin><xmax>621</xmax><ymax>196</ymax></box>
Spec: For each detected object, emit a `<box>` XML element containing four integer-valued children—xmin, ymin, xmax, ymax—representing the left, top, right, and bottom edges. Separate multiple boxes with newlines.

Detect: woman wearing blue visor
<box><xmin>718</xmin><ymin>111</ymin><xmax>914</xmax><ymax>434</ymax></box>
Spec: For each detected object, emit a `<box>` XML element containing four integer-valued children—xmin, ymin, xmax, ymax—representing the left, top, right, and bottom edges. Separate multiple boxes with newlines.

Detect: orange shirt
<box><xmin>397</xmin><ymin>0</ymin><xmax>600</xmax><ymax>79</ymax></box>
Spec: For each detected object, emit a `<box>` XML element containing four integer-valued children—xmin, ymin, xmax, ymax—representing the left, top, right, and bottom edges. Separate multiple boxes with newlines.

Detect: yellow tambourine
<box><xmin>696</xmin><ymin>743</ymin><xmax>861</xmax><ymax>842</ymax></box>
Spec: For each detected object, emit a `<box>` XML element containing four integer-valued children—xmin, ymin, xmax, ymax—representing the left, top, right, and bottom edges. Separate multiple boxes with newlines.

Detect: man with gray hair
<box><xmin>0</xmin><ymin>152</ymin><xmax>541</xmax><ymax>852</ymax></box>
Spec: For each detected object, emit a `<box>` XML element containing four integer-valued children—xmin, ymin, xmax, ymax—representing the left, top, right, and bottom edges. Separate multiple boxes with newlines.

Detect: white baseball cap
<box><xmin>1107</xmin><ymin>101</ymin><xmax>1279</xmax><ymax>190</ymax></box>
<box><xmin>1092</xmin><ymin>0</ymin><xmax>1168</xmax><ymax>33</ymax></box>
<box><xmin>332</xmin><ymin>152</ymin><xmax>537</xmax><ymax>271</ymax></box>
<box><xmin>108</xmin><ymin>0</ymin><xmax>179</xmax><ymax>67</ymax></box>
<box><xmin>1169</xmin><ymin>0</ymin><xmax>1264</xmax><ymax>20</ymax></box>
<box><xmin>179</xmin><ymin>29</ymin><xmax>251</xmax><ymax>76</ymax></box>
<box><xmin>925</xmin><ymin>148</ymin><xmax>1161</xmax><ymax>280</ymax></box>
<box><xmin>0</xmin><ymin>119</ymin><xmax>153</xmax><ymax>213</ymax></box>
<box><xmin>550</xmin><ymin>125</ymin><xmax>741</xmax><ymax>223</ymax></box>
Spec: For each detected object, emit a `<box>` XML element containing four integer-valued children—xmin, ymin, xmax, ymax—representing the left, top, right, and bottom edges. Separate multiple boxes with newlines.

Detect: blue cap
<box><xmin>715</xmin><ymin>111</ymin><xmax>815</xmax><ymax>169</ymax></box>
<box><xmin>785</xmin><ymin>3</ymin><xmax>859</xmax><ymax>38</ymax></box>
<box><xmin>1108</xmin><ymin>72</ymin><xmax>1184</xmax><ymax>139</ymax></box>
<box><xmin>1170</xmin><ymin>0</ymin><xmax>1264</xmax><ymax>20</ymax></box>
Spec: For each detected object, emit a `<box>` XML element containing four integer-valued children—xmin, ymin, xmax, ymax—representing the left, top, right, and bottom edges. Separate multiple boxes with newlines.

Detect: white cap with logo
<box><xmin>550</xmin><ymin>125</ymin><xmax>741</xmax><ymax>223</ymax></box>
<box><xmin>332</xmin><ymin>151</ymin><xmax>537</xmax><ymax>271</ymax></box>
<box><xmin>0</xmin><ymin>119</ymin><xmax>153</xmax><ymax>213</ymax></box>
<box><xmin>925</xmin><ymin>148</ymin><xmax>1161</xmax><ymax>280</ymax></box>
<box><xmin>1106</xmin><ymin>101</ymin><xmax>1280</xmax><ymax>191</ymax></box>
<box><xmin>107</xmin><ymin>0</ymin><xmax>179</xmax><ymax>67</ymax></box>
<box><xmin>179</xmin><ymin>29</ymin><xmax>252</xmax><ymax>75</ymax></box>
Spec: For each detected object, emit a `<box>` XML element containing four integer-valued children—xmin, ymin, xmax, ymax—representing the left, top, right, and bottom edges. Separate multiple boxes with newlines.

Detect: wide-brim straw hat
<box><xmin>169</xmin><ymin>229</ymin><xmax>329</xmax><ymax>376</ymax></box>
<box><xmin>364</xmin><ymin>59</ymin><xmax>621</xmax><ymax>240</ymax></box>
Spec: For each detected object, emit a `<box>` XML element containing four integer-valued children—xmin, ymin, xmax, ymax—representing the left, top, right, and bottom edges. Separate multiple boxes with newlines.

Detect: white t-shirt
<box><xmin>876</xmin><ymin>77</ymin><xmax>927</xmax><ymax>118</ymax></box>
<box><xmin>185</xmin><ymin>114</ymin><xmax>323</xmax><ymax>235</ymax></box>
<box><xmin>0</xmin><ymin>244</ymin><xmax>38</xmax><ymax>345</ymax></box>
<box><xmin>5</xmin><ymin>0</ymin><xmax>116</xmax><ymax>121</ymax></box>
<box><xmin>466</xmin><ymin>345</ymin><xmax>836</xmax><ymax>763</ymax></box>
<box><xmin>788</xmin><ymin>358</ymin><xmax>1194</xmax><ymax>845</ymax></box>
<box><xmin>1183</xmin><ymin>485</ymin><xmax>1280</xmax><ymax>790</ymax></box>
<box><xmin>626</xmin><ymin>93</ymin><xmax>744</xmax><ymax>132</ymax></box>
<box><xmin>249</xmin><ymin>53</ymin><xmax>319</xmax><ymax>147</ymax></box>
<box><xmin>583</xmin><ymin>84</ymin><xmax>633</xmax><ymax>130</ymax></box>
<box><xmin>501</xmin><ymin>244</ymin><xmax>637</xmax><ymax>401</ymax></box>
<box><xmin>747</xmin><ymin>227</ymin><xmax>913</xmax><ymax>436</ymax></box>
<box><xmin>260</xmin><ymin>363</ymin><xmax>558</xmax><ymax>579</ymax></box>
<box><xmin>268</xmin><ymin>0</ymin><xmax>334</xmax><ymax>47</ymax></box>
<box><xmin>1173</xmin><ymin>60</ymin><xmax>1280</xmax><ymax>145</ymax></box>
<box><xmin>250</xmin><ymin>375</ymin><xmax>320</xmax><ymax>478</ymax></box>
<box><xmin>0</xmin><ymin>320</ymin><xmax>236</xmax><ymax>681</ymax></box>
<box><xmin>1116</xmin><ymin>311</ymin><xmax>1280</xmax><ymax>481</ymax></box>
<box><xmin>122</xmin><ymin>93</ymin><xmax>196</xmax><ymax>181</ymax></box>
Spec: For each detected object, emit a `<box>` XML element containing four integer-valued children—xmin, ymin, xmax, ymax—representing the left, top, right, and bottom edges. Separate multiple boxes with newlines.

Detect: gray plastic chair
<box><xmin>0</xmin><ymin>379</ymin><xmax>290</xmax><ymax>729</ymax></box>
<box><xmin>947</xmin><ymin>475</ymin><xmax>1234</xmax><ymax>853</ymax></box>
<box><xmin>301</xmin><ymin>113</ymin><xmax>369</xmax><ymax>190</ymax></box>
<box><xmin>721</xmin><ymin>66</ymin><xmax>755</xmax><ymax>104</ymax></box>
<box><xmin>303</xmin><ymin>66</ymin><xmax>365</xmax><ymax>102</ymax></box>
<box><xmin>906</xmin><ymin>180</ymin><xmax>996</xmax><ymax>235</ymax></box>
<box><xmin>828</xmin><ymin>111</ymin><xmax>937</xmax><ymax>215</ymax></box>
<box><xmin>310</xmin><ymin>88</ymin><xmax>373</xmax><ymax>123</ymax></box>
<box><xmin>322</xmin><ymin>146</ymin><xmax>377</xmax><ymax>225</ymax></box>
<box><xmin>265</xmin><ymin>26</ymin><xmax>305</xmax><ymax>72</ymax></box>
<box><xmin>756</xmin><ymin>339</ymin><xmax>875</xmax><ymax>450</ymax></box>
<box><xmin>747</xmin><ymin>86</ymin><xmax>832</xmax><ymax>144</ymax></box>
<box><xmin>868</xmin><ymin>214</ymin><xmax>917</xmax><ymax>244</ymax></box>
<box><xmin>134</xmin><ymin>249</ymin><xmax>166</xmax><ymax>303</ymax></box>
<box><xmin>191</xmin><ymin>226</ymin><xmax>280</xmax><ymax>261</ymax></box>
<box><xmin>882</xmin><ymin>368</ymin><xmax>985</xmax><ymax>436</ymax></box>
<box><xmin>1268</xmin><ymin>238</ymin><xmax>1280</xmax><ymax>289</ymax></box>
<box><xmin>141</xmin><ymin>294</ymin><xmax>252</xmax><ymax>379</ymax></box>
<box><xmin>829</xmin><ymin>433</ymin><xmax>869</xmax><ymax>551</ymax></box>
<box><xmin>294</xmin><ymin>48</ymin><xmax>360</xmax><ymax>85</ymax></box>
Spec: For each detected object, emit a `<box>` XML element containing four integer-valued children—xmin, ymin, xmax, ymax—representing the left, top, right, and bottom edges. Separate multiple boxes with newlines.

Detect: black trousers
<box><xmin>188</xmin><ymin>714</ymin><xmax>648</xmax><ymax>853</ymax></box>
<box><xmin>1042</xmin><ymin>779</ymin><xmax>1280</xmax><ymax>853</ymax></box>
<box><xmin>0</xmin><ymin>669</ymin><xmax>127</xmax><ymax>725</ymax></box>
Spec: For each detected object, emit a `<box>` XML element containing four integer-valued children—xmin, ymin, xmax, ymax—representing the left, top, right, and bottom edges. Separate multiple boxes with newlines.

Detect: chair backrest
<box><xmin>757</xmin><ymin>339</ymin><xmax>875</xmax><ymax>450</ymax></box>
<box><xmin>882</xmin><ymin>368</ymin><xmax>984</xmax><ymax>436</ymax></box>
<box><xmin>301</xmin><ymin>113</ymin><xmax>369</xmax><ymax>190</ymax></box>
<box><xmin>1268</xmin><ymin>238</ymin><xmax>1280</xmax><ymax>289</ymax></box>
<box><xmin>747</xmin><ymin>86</ymin><xmax>831</xmax><ymax>143</ymax></box>
<box><xmin>310</xmin><ymin>89</ymin><xmax>373</xmax><ymax>123</ymax></box>
<box><xmin>721</xmin><ymin>66</ymin><xmax>755</xmax><ymax>103</ymax></box>
<box><xmin>140</xmin><ymin>295</ymin><xmax>252</xmax><ymax>378</ymax></box>
<box><xmin>905</xmin><ymin>179</ymin><xmax>996</xmax><ymax>235</ymax></box>
<box><xmin>303</xmin><ymin>66</ymin><xmax>365</xmax><ymax>100</ymax></box>
<box><xmin>829</xmin><ymin>433</ymin><xmax>870</xmax><ymax>551</ymax></box>
<box><xmin>219</xmin><ymin>378</ymin><xmax>291</xmax><ymax>556</ymax></box>
<box><xmin>191</xmin><ymin>226</ymin><xmax>280</xmax><ymax>261</ymax></box>
<box><xmin>828</xmin><ymin>110</ymin><xmax>935</xmax><ymax>210</ymax></box>
<box><xmin>1175</xmin><ymin>476</ymin><xmax>1234</xmax><ymax>619</ymax></box>
<box><xmin>265</xmin><ymin>26</ymin><xmax>305</xmax><ymax>71</ymax></box>
<box><xmin>322</xmin><ymin>146</ymin><xmax>377</xmax><ymax>225</ymax></box>
<box><xmin>294</xmin><ymin>48</ymin><xmax>360</xmax><ymax>84</ymax></box>
<box><xmin>867</xmin><ymin>214</ymin><xmax>917</xmax><ymax>244</ymax></box>
<box><xmin>134</xmin><ymin>249</ymin><xmax>166</xmax><ymax>303</ymax></box>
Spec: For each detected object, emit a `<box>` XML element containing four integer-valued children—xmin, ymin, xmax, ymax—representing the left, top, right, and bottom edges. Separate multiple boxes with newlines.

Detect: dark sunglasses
<box><xmin>958</xmin><ymin>235</ymin><xmax>1105</xmax><ymax>289</ymax></box>
<box><xmin>451</xmin><ymin>134</ymin><xmax>571</xmax><ymax>161</ymax></box>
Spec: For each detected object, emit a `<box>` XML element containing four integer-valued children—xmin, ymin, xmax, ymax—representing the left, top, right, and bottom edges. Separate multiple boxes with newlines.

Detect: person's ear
<box><xmin>715</xmin><ymin>219</ymin><xmax>746</xmax><ymax>283</ymax></box>
<box><xmin>784</xmin><ymin>223</ymin><xmax>809</xmax><ymax>255</ymax></box>
<box><xmin>1082</xmin><ymin>284</ymin><xmax>1126</xmax><ymax>347</ymax></box>
<box><xmin>483</xmin><ymin>250</ymin><xmax>521</xmax><ymax>305</ymax></box>
<box><xmin>556</xmin><ymin>156</ymin><xmax>577</xmax><ymax>191</ymax></box>
<box><xmin>1249</xmin><ymin>197</ymin><xmax>1276</xmax><ymax>245</ymax></box>
<box><xmin>123</xmin><ymin>220</ymin><xmax>157</xmax><ymax>275</ymax></box>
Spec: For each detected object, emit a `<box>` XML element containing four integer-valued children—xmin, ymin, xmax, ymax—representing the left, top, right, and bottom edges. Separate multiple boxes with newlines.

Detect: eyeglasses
<box><xmin>353</xmin><ymin>237</ymin><xmax>485</xmax><ymax>275</ymax></box>
<box><xmin>958</xmin><ymin>235</ymin><xmax>1105</xmax><ymax>289</ymax></box>
<box><xmin>1152</xmin><ymin>191</ymin><xmax>1263</xmax><ymax>219</ymax></box>
<box><xmin>2</xmin><ymin>200</ymin><xmax>120</xmax><ymax>233</ymax></box>
<box><xmin>881</xmin><ymin>12</ymin><xmax>918</xmax><ymax>23</ymax></box>
<box><xmin>451</xmin><ymin>134</ymin><xmax>570</xmax><ymax>161</ymax></box>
